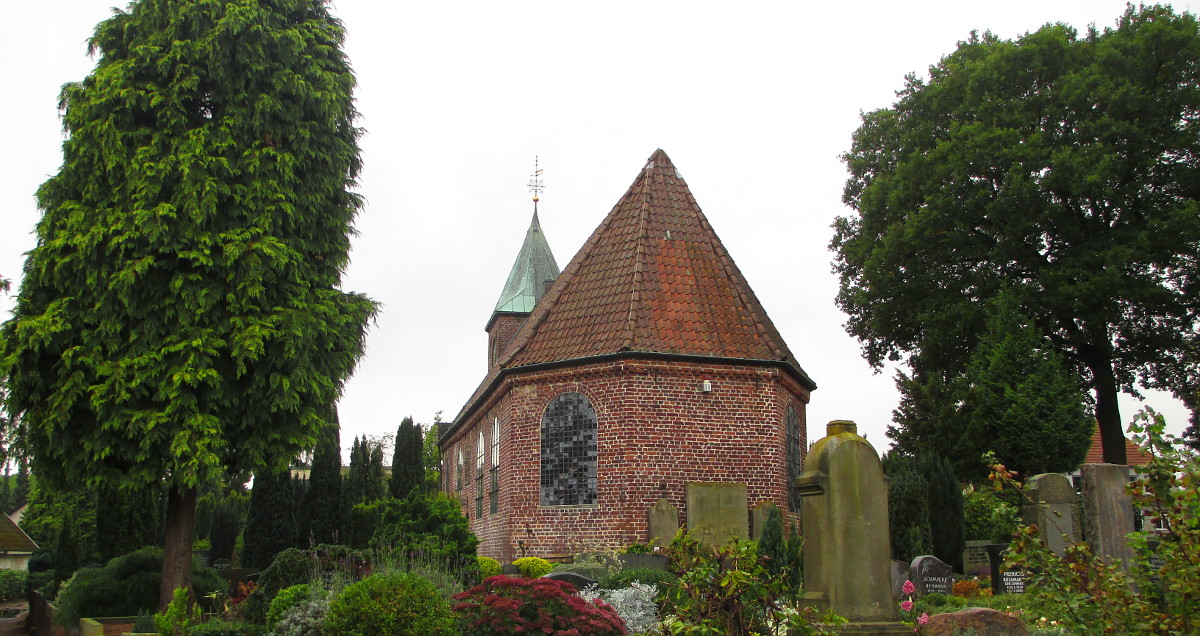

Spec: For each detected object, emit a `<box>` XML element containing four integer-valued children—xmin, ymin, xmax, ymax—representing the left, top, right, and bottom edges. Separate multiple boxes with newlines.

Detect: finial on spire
<box><xmin>528</xmin><ymin>156</ymin><xmax>544</xmax><ymax>210</ymax></box>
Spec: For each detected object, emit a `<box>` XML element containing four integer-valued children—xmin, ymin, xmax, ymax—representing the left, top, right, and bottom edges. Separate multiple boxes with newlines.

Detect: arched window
<box><xmin>476</xmin><ymin>430</ymin><xmax>485</xmax><ymax>517</ymax></box>
<box><xmin>785</xmin><ymin>405</ymin><xmax>802</xmax><ymax>512</ymax></box>
<box><xmin>540</xmin><ymin>392</ymin><xmax>598</xmax><ymax>506</ymax></box>
<box><xmin>490</xmin><ymin>419</ymin><xmax>500</xmax><ymax>514</ymax></box>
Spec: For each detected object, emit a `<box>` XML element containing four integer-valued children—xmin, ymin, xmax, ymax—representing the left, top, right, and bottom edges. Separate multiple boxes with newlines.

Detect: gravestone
<box><xmin>1022</xmin><ymin>473</ymin><xmax>1079</xmax><ymax>555</ymax></box>
<box><xmin>543</xmin><ymin>571</ymin><xmax>598</xmax><ymax>591</ymax></box>
<box><xmin>985</xmin><ymin>544</ymin><xmax>1027</xmax><ymax>595</ymax></box>
<box><xmin>686</xmin><ymin>482</ymin><xmax>748</xmax><ymax>548</ymax></box>
<box><xmin>1081</xmin><ymin>463</ymin><xmax>1135</xmax><ymax>567</ymax></box>
<box><xmin>648</xmin><ymin>498</ymin><xmax>680</xmax><ymax>548</ymax></box>
<box><xmin>750</xmin><ymin>501</ymin><xmax>775</xmax><ymax>539</ymax></box>
<box><xmin>798</xmin><ymin>421</ymin><xmax>901</xmax><ymax>627</ymax></box>
<box><xmin>909</xmin><ymin>555</ymin><xmax>954</xmax><ymax>595</ymax></box>
<box><xmin>890</xmin><ymin>560</ymin><xmax>910</xmax><ymax>601</ymax></box>
<box><xmin>962</xmin><ymin>540</ymin><xmax>991</xmax><ymax>576</ymax></box>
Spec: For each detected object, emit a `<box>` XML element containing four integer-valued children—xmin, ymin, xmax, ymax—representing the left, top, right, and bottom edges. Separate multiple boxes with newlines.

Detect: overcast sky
<box><xmin>2</xmin><ymin>1</ymin><xmax>1195</xmax><ymax>462</ymax></box>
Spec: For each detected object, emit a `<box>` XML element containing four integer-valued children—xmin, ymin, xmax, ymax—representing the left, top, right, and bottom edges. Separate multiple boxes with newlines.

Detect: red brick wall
<box><xmin>441</xmin><ymin>358</ymin><xmax>810</xmax><ymax>562</ymax></box>
<box><xmin>487</xmin><ymin>315</ymin><xmax>527</xmax><ymax>370</ymax></box>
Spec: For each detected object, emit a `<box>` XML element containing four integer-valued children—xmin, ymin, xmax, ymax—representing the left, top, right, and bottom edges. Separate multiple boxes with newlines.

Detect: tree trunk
<box><xmin>160</xmin><ymin>485</ymin><xmax>198</xmax><ymax>612</ymax></box>
<box><xmin>1086</xmin><ymin>354</ymin><xmax>1127</xmax><ymax>466</ymax></box>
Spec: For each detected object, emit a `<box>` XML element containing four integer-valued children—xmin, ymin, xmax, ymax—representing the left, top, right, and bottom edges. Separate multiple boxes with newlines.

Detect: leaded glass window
<box><xmin>490</xmin><ymin>419</ymin><xmax>500</xmax><ymax>514</ymax></box>
<box><xmin>786</xmin><ymin>405</ymin><xmax>802</xmax><ymax>512</ymax></box>
<box><xmin>540</xmin><ymin>392</ymin><xmax>598</xmax><ymax>506</ymax></box>
<box><xmin>456</xmin><ymin>448</ymin><xmax>464</xmax><ymax>491</ymax></box>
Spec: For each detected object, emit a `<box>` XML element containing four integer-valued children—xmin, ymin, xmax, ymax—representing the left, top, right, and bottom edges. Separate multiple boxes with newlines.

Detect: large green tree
<box><xmin>0</xmin><ymin>0</ymin><xmax>374</xmax><ymax>608</ymax></box>
<box><xmin>389</xmin><ymin>416</ymin><xmax>423</xmax><ymax>499</ymax></box>
<box><xmin>834</xmin><ymin>6</ymin><xmax>1200</xmax><ymax>466</ymax></box>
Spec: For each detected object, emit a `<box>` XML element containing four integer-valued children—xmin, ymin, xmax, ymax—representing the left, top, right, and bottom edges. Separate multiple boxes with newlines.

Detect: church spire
<box><xmin>492</xmin><ymin>158</ymin><xmax>559</xmax><ymax>314</ymax></box>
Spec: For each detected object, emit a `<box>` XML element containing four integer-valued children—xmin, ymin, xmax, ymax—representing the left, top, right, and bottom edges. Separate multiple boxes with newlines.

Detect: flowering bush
<box><xmin>511</xmin><ymin>556</ymin><xmax>554</xmax><ymax>578</ymax></box>
<box><xmin>950</xmin><ymin>578</ymin><xmax>988</xmax><ymax>598</ymax></box>
<box><xmin>453</xmin><ymin>575</ymin><xmax>627</xmax><ymax>635</ymax></box>
<box><xmin>323</xmin><ymin>572</ymin><xmax>455</xmax><ymax>635</ymax></box>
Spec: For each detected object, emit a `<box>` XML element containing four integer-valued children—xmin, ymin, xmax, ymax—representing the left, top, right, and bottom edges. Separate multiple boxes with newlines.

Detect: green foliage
<box><xmin>452</xmin><ymin>575</ymin><xmax>627</xmax><ymax>636</ymax></box>
<box><xmin>833</xmin><ymin>5</ymin><xmax>1200</xmax><ymax>468</ymax></box>
<box><xmin>922</xmin><ymin>453</ymin><xmax>965</xmax><ymax>571</ymax></box>
<box><xmin>600</xmin><ymin>566</ymin><xmax>678</xmax><ymax>591</ymax></box>
<box><xmin>132</xmin><ymin>609</ymin><xmax>156</xmax><ymax>632</ymax></box>
<box><xmin>422</xmin><ymin>417</ymin><xmax>442</xmax><ymax>495</ymax></box>
<box><xmin>963</xmin><ymin>484</ymin><xmax>1020</xmax><ymax>543</ymax></box>
<box><xmin>660</xmin><ymin>531</ymin><xmax>840</xmax><ymax>635</ymax></box>
<box><xmin>322</xmin><ymin>572</ymin><xmax>455</xmax><ymax>636</ymax></box>
<box><xmin>240</xmin><ymin>544</ymin><xmax>368</xmax><ymax>625</ymax></box>
<box><xmin>756</xmin><ymin>504</ymin><xmax>802</xmax><ymax>591</ymax></box>
<box><xmin>389</xmin><ymin>416</ymin><xmax>423</xmax><ymax>499</ymax></box>
<box><xmin>20</xmin><ymin>480</ymin><xmax>98</xmax><ymax>579</ymax></box>
<box><xmin>476</xmin><ymin>556</ymin><xmax>501</xmax><ymax>579</ymax></box>
<box><xmin>1003</xmin><ymin>408</ymin><xmax>1200</xmax><ymax>634</ymax></box>
<box><xmin>353</xmin><ymin>492</ymin><xmax>479</xmax><ymax>571</ymax></box>
<box><xmin>155</xmin><ymin>586</ymin><xmax>201</xmax><ymax>636</ymax></box>
<box><xmin>0</xmin><ymin>0</ymin><xmax>374</xmax><ymax>606</ymax></box>
<box><xmin>882</xmin><ymin>453</ymin><xmax>933</xmax><ymax>562</ymax></box>
<box><xmin>265</xmin><ymin>583</ymin><xmax>312</xmax><ymax>627</ymax></box>
<box><xmin>270</xmin><ymin>597</ymin><xmax>327</xmax><ymax>636</ymax></box>
<box><xmin>511</xmin><ymin>556</ymin><xmax>553</xmax><ymax>578</ymax></box>
<box><xmin>298</xmin><ymin>414</ymin><xmax>340</xmax><ymax>547</ymax></box>
<box><xmin>96</xmin><ymin>480</ymin><xmax>162</xmax><ymax>563</ymax></box>
<box><xmin>53</xmin><ymin>547</ymin><xmax>222</xmax><ymax>627</ymax></box>
<box><xmin>0</xmin><ymin>569</ymin><xmax>26</xmax><ymax>602</ymax></box>
<box><xmin>242</xmin><ymin>467</ymin><xmax>298</xmax><ymax>570</ymax></box>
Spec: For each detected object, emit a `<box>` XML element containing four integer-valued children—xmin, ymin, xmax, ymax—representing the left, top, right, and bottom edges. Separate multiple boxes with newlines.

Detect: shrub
<box><xmin>322</xmin><ymin>572</ymin><xmax>454</xmax><ymax>635</ymax></box>
<box><xmin>453</xmin><ymin>575</ymin><xmax>627</xmax><ymax>635</ymax></box>
<box><xmin>270</xmin><ymin>597</ymin><xmax>327</xmax><ymax>636</ymax></box>
<box><xmin>241</xmin><ymin>545</ymin><xmax>368</xmax><ymax>625</ymax></box>
<box><xmin>476</xmin><ymin>556</ymin><xmax>501</xmax><ymax>579</ymax></box>
<box><xmin>511</xmin><ymin>556</ymin><xmax>552</xmax><ymax>578</ymax></box>
<box><xmin>951</xmin><ymin>578</ymin><xmax>986</xmax><ymax>598</ymax></box>
<box><xmin>54</xmin><ymin>547</ymin><xmax>223</xmax><ymax>627</ymax></box>
<box><xmin>0</xmin><ymin>569</ymin><xmax>26</xmax><ymax>601</ymax></box>
<box><xmin>266</xmin><ymin>584</ymin><xmax>312</xmax><ymax>627</ymax></box>
<box><xmin>155</xmin><ymin>586</ymin><xmax>202</xmax><ymax>636</ymax></box>
<box><xmin>600</xmin><ymin>566</ymin><xmax>678</xmax><ymax>591</ymax></box>
<box><xmin>551</xmin><ymin>562</ymin><xmax>609</xmax><ymax>583</ymax></box>
<box><xmin>580</xmin><ymin>582</ymin><xmax>658</xmax><ymax>634</ymax></box>
<box><xmin>190</xmin><ymin>619</ymin><xmax>254</xmax><ymax>636</ymax></box>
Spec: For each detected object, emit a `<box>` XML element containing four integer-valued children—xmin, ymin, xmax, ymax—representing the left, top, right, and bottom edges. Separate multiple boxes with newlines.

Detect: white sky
<box><xmin>2</xmin><ymin>1</ymin><xmax>1195</xmax><ymax>462</ymax></box>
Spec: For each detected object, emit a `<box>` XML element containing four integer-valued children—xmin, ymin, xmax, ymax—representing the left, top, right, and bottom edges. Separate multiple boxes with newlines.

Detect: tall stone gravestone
<box><xmin>798</xmin><ymin>421</ymin><xmax>901</xmax><ymax>628</ymax></box>
<box><xmin>962</xmin><ymin>540</ymin><xmax>991</xmax><ymax>576</ymax></box>
<box><xmin>909</xmin><ymin>555</ymin><xmax>954</xmax><ymax>596</ymax></box>
<box><xmin>985</xmin><ymin>544</ymin><xmax>1027</xmax><ymax>595</ymax></box>
<box><xmin>1081</xmin><ymin>463</ymin><xmax>1135</xmax><ymax>567</ymax></box>
<box><xmin>686</xmin><ymin>482</ymin><xmax>748</xmax><ymax>548</ymax></box>
<box><xmin>648</xmin><ymin>498</ymin><xmax>680</xmax><ymax>547</ymax></box>
<box><xmin>1022</xmin><ymin>473</ymin><xmax>1079</xmax><ymax>555</ymax></box>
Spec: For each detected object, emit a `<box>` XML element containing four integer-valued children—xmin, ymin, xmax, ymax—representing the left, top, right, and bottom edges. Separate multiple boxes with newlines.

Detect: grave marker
<box><xmin>909</xmin><ymin>555</ymin><xmax>954</xmax><ymax>595</ymax></box>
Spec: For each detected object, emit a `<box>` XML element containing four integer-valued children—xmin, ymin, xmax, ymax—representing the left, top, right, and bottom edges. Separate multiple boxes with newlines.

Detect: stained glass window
<box><xmin>786</xmin><ymin>404</ymin><xmax>802</xmax><ymax>512</ymax></box>
<box><xmin>540</xmin><ymin>392</ymin><xmax>598</xmax><ymax>506</ymax></box>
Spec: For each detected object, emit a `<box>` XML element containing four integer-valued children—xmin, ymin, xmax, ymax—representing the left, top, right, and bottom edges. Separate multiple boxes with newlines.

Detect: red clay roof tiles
<box><xmin>499</xmin><ymin>149</ymin><xmax>812</xmax><ymax>383</ymax></box>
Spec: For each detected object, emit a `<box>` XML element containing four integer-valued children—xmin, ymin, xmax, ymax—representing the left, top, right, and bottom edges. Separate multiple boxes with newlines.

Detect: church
<box><xmin>439</xmin><ymin>150</ymin><xmax>815</xmax><ymax>561</ymax></box>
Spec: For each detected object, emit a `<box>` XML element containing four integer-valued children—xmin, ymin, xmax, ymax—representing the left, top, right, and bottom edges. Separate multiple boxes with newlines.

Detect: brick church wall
<box><xmin>441</xmin><ymin>357</ymin><xmax>810</xmax><ymax>562</ymax></box>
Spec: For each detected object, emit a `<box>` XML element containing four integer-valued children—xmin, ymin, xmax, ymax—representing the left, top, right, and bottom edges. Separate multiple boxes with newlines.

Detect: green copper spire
<box><xmin>493</xmin><ymin>210</ymin><xmax>560</xmax><ymax>313</ymax></box>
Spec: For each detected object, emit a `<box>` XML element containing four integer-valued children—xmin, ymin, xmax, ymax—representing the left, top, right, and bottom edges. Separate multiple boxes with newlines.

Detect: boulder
<box><xmin>922</xmin><ymin>607</ymin><xmax>1029</xmax><ymax>636</ymax></box>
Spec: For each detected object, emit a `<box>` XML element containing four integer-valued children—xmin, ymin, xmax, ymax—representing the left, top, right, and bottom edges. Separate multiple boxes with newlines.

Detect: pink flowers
<box><xmin>902</xmin><ymin>579</ymin><xmax>916</xmax><ymax>595</ymax></box>
<box><xmin>918</xmin><ymin>613</ymin><xmax>930</xmax><ymax>625</ymax></box>
<box><xmin>901</xmin><ymin>599</ymin><xmax>914</xmax><ymax>612</ymax></box>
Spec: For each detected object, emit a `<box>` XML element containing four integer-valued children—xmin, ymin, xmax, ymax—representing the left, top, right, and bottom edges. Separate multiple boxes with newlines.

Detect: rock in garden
<box><xmin>922</xmin><ymin>607</ymin><xmax>1029</xmax><ymax>636</ymax></box>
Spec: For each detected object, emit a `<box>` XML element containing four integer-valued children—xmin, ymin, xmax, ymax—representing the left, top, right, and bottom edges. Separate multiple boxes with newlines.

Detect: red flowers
<box><xmin>453</xmin><ymin>575</ymin><xmax>628</xmax><ymax>635</ymax></box>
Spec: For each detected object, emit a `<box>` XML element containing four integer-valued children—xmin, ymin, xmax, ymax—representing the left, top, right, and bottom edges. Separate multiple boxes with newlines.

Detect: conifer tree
<box><xmin>882</xmin><ymin>453</ymin><xmax>932</xmax><ymax>562</ymax></box>
<box><xmin>342</xmin><ymin>436</ymin><xmax>367</xmax><ymax>509</ymax></box>
<box><xmin>96</xmin><ymin>481</ymin><xmax>162</xmax><ymax>563</ymax></box>
<box><xmin>242</xmin><ymin>467</ymin><xmax>298</xmax><ymax>570</ymax></box>
<box><xmin>422</xmin><ymin>421</ymin><xmax>442</xmax><ymax>494</ymax></box>
<box><xmin>921</xmin><ymin>453</ymin><xmax>964</xmax><ymax>571</ymax></box>
<box><xmin>366</xmin><ymin>442</ymin><xmax>386</xmax><ymax>502</ymax></box>
<box><xmin>301</xmin><ymin>410</ymin><xmax>342</xmax><ymax>545</ymax></box>
<box><xmin>390</xmin><ymin>417</ymin><xmax>423</xmax><ymax>498</ymax></box>
<box><xmin>0</xmin><ymin>0</ymin><xmax>374</xmax><ymax>606</ymax></box>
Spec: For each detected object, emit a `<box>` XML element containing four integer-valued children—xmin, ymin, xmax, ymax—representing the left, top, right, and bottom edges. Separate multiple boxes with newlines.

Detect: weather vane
<box><xmin>528</xmin><ymin>156</ymin><xmax>544</xmax><ymax>204</ymax></box>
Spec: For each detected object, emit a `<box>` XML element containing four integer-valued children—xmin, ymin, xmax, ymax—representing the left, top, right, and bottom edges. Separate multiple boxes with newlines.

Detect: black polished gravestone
<box><xmin>908</xmin><ymin>555</ymin><xmax>954</xmax><ymax>595</ymax></box>
<box><xmin>985</xmin><ymin>544</ymin><xmax>1027</xmax><ymax>595</ymax></box>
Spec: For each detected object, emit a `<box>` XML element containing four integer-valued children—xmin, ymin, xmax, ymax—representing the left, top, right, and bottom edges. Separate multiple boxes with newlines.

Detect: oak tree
<box><xmin>0</xmin><ymin>0</ymin><xmax>374</xmax><ymax>608</ymax></box>
<box><xmin>835</xmin><ymin>6</ymin><xmax>1200</xmax><ymax>465</ymax></box>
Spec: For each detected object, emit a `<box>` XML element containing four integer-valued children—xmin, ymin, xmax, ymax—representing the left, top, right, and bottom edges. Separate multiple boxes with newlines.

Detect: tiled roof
<box><xmin>498</xmin><ymin>149</ymin><xmax>813</xmax><ymax>385</ymax></box>
<box><xmin>492</xmin><ymin>210</ymin><xmax>560</xmax><ymax>315</ymax></box>
<box><xmin>1083</xmin><ymin>424</ymin><xmax>1154</xmax><ymax>466</ymax></box>
<box><xmin>0</xmin><ymin>514</ymin><xmax>36</xmax><ymax>553</ymax></box>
